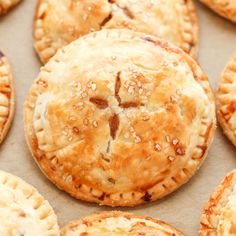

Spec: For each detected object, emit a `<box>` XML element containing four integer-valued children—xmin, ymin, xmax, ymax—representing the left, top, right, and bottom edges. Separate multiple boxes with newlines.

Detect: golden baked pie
<box><xmin>61</xmin><ymin>211</ymin><xmax>185</xmax><ymax>236</ymax></box>
<box><xmin>200</xmin><ymin>0</ymin><xmax>236</xmax><ymax>23</ymax></box>
<box><xmin>0</xmin><ymin>51</ymin><xmax>15</xmax><ymax>144</ymax></box>
<box><xmin>34</xmin><ymin>0</ymin><xmax>198</xmax><ymax>64</ymax></box>
<box><xmin>0</xmin><ymin>170</ymin><xmax>59</xmax><ymax>235</ymax></box>
<box><xmin>24</xmin><ymin>29</ymin><xmax>216</xmax><ymax>206</ymax></box>
<box><xmin>0</xmin><ymin>0</ymin><xmax>20</xmax><ymax>15</ymax></box>
<box><xmin>216</xmin><ymin>53</ymin><xmax>236</xmax><ymax>147</ymax></box>
<box><xmin>199</xmin><ymin>170</ymin><xmax>236</xmax><ymax>236</ymax></box>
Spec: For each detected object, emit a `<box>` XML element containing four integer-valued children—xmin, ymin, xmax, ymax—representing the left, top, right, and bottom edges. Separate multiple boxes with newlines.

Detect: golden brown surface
<box><xmin>0</xmin><ymin>51</ymin><xmax>15</xmax><ymax>145</ymax></box>
<box><xmin>199</xmin><ymin>170</ymin><xmax>236</xmax><ymax>236</ymax></box>
<box><xmin>216</xmin><ymin>53</ymin><xmax>236</xmax><ymax>147</ymax></box>
<box><xmin>0</xmin><ymin>0</ymin><xmax>20</xmax><ymax>15</ymax></box>
<box><xmin>61</xmin><ymin>211</ymin><xmax>185</xmax><ymax>235</ymax></box>
<box><xmin>34</xmin><ymin>0</ymin><xmax>198</xmax><ymax>64</ymax></box>
<box><xmin>24</xmin><ymin>29</ymin><xmax>216</xmax><ymax>206</ymax></box>
<box><xmin>200</xmin><ymin>0</ymin><xmax>236</xmax><ymax>23</ymax></box>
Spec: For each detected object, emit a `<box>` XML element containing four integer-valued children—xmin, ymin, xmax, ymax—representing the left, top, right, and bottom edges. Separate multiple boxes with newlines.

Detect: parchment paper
<box><xmin>0</xmin><ymin>1</ymin><xmax>235</xmax><ymax>235</ymax></box>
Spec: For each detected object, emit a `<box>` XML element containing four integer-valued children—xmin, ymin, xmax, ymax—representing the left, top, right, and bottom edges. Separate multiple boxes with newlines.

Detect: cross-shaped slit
<box><xmin>89</xmin><ymin>72</ymin><xmax>143</xmax><ymax>154</ymax></box>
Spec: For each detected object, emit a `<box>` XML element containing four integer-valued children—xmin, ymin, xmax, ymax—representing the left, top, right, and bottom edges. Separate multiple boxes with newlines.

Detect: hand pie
<box><xmin>216</xmin><ymin>53</ymin><xmax>236</xmax><ymax>147</ymax></box>
<box><xmin>0</xmin><ymin>0</ymin><xmax>20</xmax><ymax>15</ymax></box>
<box><xmin>0</xmin><ymin>51</ymin><xmax>15</xmax><ymax>144</ymax></box>
<box><xmin>61</xmin><ymin>211</ymin><xmax>185</xmax><ymax>236</ymax></box>
<box><xmin>34</xmin><ymin>0</ymin><xmax>198</xmax><ymax>63</ymax></box>
<box><xmin>24</xmin><ymin>29</ymin><xmax>216</xmax><ymax>207</ymax></box>
<box><xmin>200</xmin><ymin>0</ymin><xmax>236</xmax><ymax>23</ymax></box>
<box><xmin>199</xmin><ymin>170</ymin><xmax>236</xmax><ymax>236</ymax></box>
<box><xmin>0</xmin><ymin>170</ymin><xmax>59</xmax><ymax>235</ymax></box>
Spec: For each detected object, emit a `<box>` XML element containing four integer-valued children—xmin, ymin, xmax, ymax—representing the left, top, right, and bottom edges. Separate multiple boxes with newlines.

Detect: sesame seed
<box><xmin>88</xmin><ymin>6</ymin><xmax>92</xmax><ymax>11</ymax></box>
<box><xmin>166</xmin><ymin>135</ymin><xmax>171</xmax><ymax>143</ymax></box>
<box><xmin>93</xmin><ymin>121</ymin><xmax>98</xmax><ymax>128</ymax></box>
<box><xmin>91</xmin><ymin>83</ymin><xmax>97</xmax><ymax>91</ymax></box>
<box><xmin>172</xmin><ymin>138</ymin><xmax>179</xmax><ymax>146</ymax></box>
<box><xmin>142</xmin><ymin>115</ymin><xmax>150</xmax><ymax>121</ymax></box>
<box><xmin>170</xmin><ymin>95</ymin><xmax>178</xmax><ymax>102</ymax></box>
<box><xmin>111</xmin><ymin>55</ymin><xmax>117</xmax><ymax>60</ymax></box>
<box><xmin>168</xmin><ymin>156</ymin><xmax>175</xmax><ymax>162</ymax></box>
<box><xmin>68</xmin><ymin>136</ymin><xmax>73</xmax><ymax>142</ymax></box>
<box><xmin>69</xmin><ymin>116</ymin><xmax>76</xmax><ymax>121</ymax></box>
<box><xmin>139</xmin><ymin>88</ymin><xmax>143</xmax><ymax>94</ymax></box>
<box><xmin>154</xmin><ymin>143</ymin><xmax>162</xmax><ymax>151</ymax></box>
<box><xmin>176</xmin><ymin>89</ymin><xmax>182</xmax><ymax>95</ymax></box>
<box><xmin>83</xmin><ymin>119</ymin><xmax>89</xmax><ymax>126</ymax></box>
<box><xmin>62</xmin><ymin>131</ymin><xmax>68</xmax><ymax>136</ymax></box>
<box><xmin>135</xmin><ymin>136</ymin><xmax>141</xmax><ymax>143</ymax></box>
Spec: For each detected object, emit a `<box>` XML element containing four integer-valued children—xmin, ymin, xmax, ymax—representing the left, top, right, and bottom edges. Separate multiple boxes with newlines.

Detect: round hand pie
<box><xmin>0</xmin><ymin>170</ymin><xmax>59</xmax><ymax>235</ymax></box>
<box><xmin>24</xmin><ymin>29</ymin><xmax>216</xmax><ymax>206</ymax></box>
<box><xmin>0</xmin><ymin>0</ymin><xmax>20</xmax><ymax>15</ymax></box>
<box><xmin>199</xmin><ymin>170</ymin><xmax>236</xmax><ymax>236</ymax></box>
<box><xmin>61</xmin><ymin>211</ymin><xmax>185</xmax><ymax>236</ymax></box>
<box><xmin>216</xmin><ymin>53</ymin><xmax>236</xmax><ymax>147</ymax></box>
<box><xmin>0</xmin><ymin>51</ymin><xmax>15</xmax><ymax>144</ymax></box>
<box><xmin>34</xmin><ymin>0</ymin><xmax>198</xmax><ymax>64</ymax></box>
<box><xmin>200</xmin><ymin>0</ymin><xmax>236</xmax><ymax>23</ymax></box>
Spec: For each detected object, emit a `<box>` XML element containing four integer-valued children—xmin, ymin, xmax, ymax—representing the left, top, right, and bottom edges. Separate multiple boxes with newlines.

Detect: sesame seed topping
<box><xmin>111</xmin><ymin>55</ymin><xmax>117</xmax><ymax>60</ymax></box>
<box><xmin>154</xmin><ymin>143</ymin><xmax>162</xmax><ymax>152</ymax></box>
<box><xmin>172</xmin><ymin>138</ymin><xmax>179</xmax><ymax>146</ymax></box>
<box><xmin>83</xmin><ymin>119</ymin><xmax>89</xmax><ymax>126</ymax></box>
<box><xmin>142</xmin><ymin>115</ymin><xmax>150</xmax><ymax>121</ymax></box>
<box><xmin>87</xmin><ymin>6</ymin><xmax>92</xmax><ymax>11</ymax></box>
<box><xmin>91</xmin><ymin>83</ymin><xmax>97</xmax><ymax>91</ymax></box>
<box><xmin>170</xmin><ymin>95</ymin><xmax>178</xmax><ymax>102</ymax></box>
<box><xmin>68</xmin><ymin>136</ymin><xmax>73</xmax><ymax>142</ymax></box>
<box><xmin>166</xmin><ymin>135</ymin><xmax>171</xmax><ymax>143</ymax></box>
<box><xmin>176</xmin><ymin>89</ymin><xmax>182</xmax><ymax>96</ymax></box>
<box><xmin>69</xmin><ymin>116</ymin><xmax>76</xmax><ymax>121</ymax></box>
<box><xmin>168</xmin><ymin>156</ymin><xmax>175</xmax><ymax>162</ymax></box>
<box><xmin>135</xmin><ymin>136</ymin><xmax>141</xmax><ymax>143</ymax></box>
<box><xmin>93</xmin><ymin>121</ymin><xmax>98</xmax><ymax>128</ymax></box>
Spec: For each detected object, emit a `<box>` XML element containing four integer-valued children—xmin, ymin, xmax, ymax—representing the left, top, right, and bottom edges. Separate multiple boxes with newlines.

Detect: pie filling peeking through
<box><xmin>0</xmin><ymin>170</ymin><xmax>59</xmax><ymax>236</ymax></box>
<box><xmin>61</xmin><ymin>211</ymin><xmax>185</xmax><ymax>235</ymax></box>
<box><xmin>200</xmin><ymin>170</ymin><xmax>236</xmax><ymax>236</ymax></box>
<box><xmin>24</xmin><ymin>29</ymin><xmax>216</xmax><ymax>206</ymax></box>
<box><xmin>34</xmin><ymin>0</ymin><xmax>198</xmax><ymax>63</ymax></box>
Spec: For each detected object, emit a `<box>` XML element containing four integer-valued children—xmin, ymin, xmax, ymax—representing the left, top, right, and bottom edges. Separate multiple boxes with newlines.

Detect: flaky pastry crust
<box><xmin>200</xmin><ymin>0</ymin><xmax>236</xmax><ymax>23</ymax></box>
<box><xmin>0</xmin><ymin>0</ymin><xmax>20</xmax><ymax>15</ymax></box>
<box><xmin>216</xmin><ymin>53</ymin><xmax>236</xmax><ymax>147</ymax></box>
<box><xmin>199</xmin><ymin>170</ymin><xmax>236</xmax><ymax>236</ymax></box>
<box><xmin>61</xmin><ymin>211</ymin><xmax>185</xmax><ymax>235</ymax></box>
<box><xmin>0</xmin><ymin>51</ymin><xmax>15</xmax><ymax>144</ymax></box>
<box><xmin>33</xmin><ymin>0</ymin><xmax>199</xmax><ymax>64</ymax></box>
<box><xmin>0</xmin><ymin>170</ymin><xmax>59</xmax><ymax>235</ymax></box>
<box><xmin>24</xmin><ymin>29</ymin><xmax>216</xmax><ymax>206</ymax></box>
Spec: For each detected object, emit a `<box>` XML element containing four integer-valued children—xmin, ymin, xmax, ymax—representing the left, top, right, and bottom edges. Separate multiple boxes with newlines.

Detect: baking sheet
<box><xmin>0</xmin><ymin>1</ymin><xmax>235</xmax><ymax>235</ymax></box>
